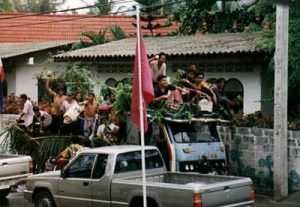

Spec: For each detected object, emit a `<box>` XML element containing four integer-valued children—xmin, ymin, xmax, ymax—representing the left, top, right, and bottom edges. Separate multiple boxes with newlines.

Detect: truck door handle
<box><xmin>2</xmin><ymin>162</ymin><xmax>8</xmax><ymax>166</ymax></box>
<box><xmin>83</xmin><ymin>182</ymin><xmax>89</xmax><ymax>187</ymax></box>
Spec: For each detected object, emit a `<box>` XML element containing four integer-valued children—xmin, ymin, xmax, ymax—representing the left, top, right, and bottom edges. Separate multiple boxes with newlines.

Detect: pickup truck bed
<box><xmin>0</xmin><ymin>154</ymin><xmax>32</xmax><ymax>198</ymax></box>
<box><xmin>112</xmin><ymin>172</ymin><xmax>254</xmax><ymax>207</ymax></box>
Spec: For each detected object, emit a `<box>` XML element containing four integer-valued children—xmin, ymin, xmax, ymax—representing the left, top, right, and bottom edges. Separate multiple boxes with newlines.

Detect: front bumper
<box><xmin>178</xmin><ymin>159</ymin><xmax>226</xmax><ymax>174</ymax></box>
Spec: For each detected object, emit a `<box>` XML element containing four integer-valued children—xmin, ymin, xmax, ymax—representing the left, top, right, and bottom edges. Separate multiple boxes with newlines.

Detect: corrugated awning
<box><xmin>55</xmin><ymin>33</ymin><xmax>264</xmax><ymax>60</ymax></box>
<box><xmin>0</xmin><ymin>41</ymin><xmax>74</xmax><ymax>59</ymax></box>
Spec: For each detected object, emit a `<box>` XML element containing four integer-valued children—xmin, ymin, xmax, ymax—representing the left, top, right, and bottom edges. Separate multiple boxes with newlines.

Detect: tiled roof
<box><xmin>0</xmin><ymin>12</ymin><xmax>179</xmax><ymax>42</ymax></box>
<box><xmin>0</xmin><ymin>41</ymin><xmax>74</xmax><ymax>59</ymax></box>
<box><xmin>55</xmin><ymin>33</ymin><xmax>263</xmax><ymax>60</ymax></box>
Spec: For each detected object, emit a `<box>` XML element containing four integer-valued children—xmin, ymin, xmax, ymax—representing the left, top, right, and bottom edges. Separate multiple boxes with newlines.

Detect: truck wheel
<box><xmin>0</xmin><ymin>188</ymin><xmax>11</xmax><ymax>199</ymax></box>
<box><xmin>34</xmin><ymin>190</ymin><xmax>55</xmax><ymax>207</ymax></box>
<box><xmin>130</xmin><ymin>197</ymin><xmax>158</xmax><ymax>207</ymax></box>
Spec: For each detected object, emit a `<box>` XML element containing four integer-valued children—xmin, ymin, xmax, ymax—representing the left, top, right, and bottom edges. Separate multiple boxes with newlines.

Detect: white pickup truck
<box><xmin>24</xmin><ymin>145</ymin><xmax>255</xmax><ymax>207</ymax></box>
<box><xmin>0</xmin><ymin>154</ymin><xmax>33</xmax><ymax>198</ymax></box>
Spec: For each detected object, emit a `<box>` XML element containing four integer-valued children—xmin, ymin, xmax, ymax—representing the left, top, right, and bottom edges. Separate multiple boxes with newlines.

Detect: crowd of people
<box><xmin>149</xmin><ymin>53</ymin><xmax>230</xmax><ymax>112</ymax></box>
<box><xmin>14</xmin><ymin>52</ymin><xmax>234</xmax><ymax>144</ymax></box>
<box><xmin>16</xmin><ymin>76</ymin><xmax>121</xmax><ymax>145</ymax></box>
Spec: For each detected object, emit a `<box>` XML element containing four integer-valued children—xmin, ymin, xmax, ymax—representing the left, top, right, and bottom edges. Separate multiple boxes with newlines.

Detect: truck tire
<box><xmin>0</xmin><ymin>188</ymin><xmax>10</xmax><ymax>199</ymax></box>
<box><xmin>130</xmin><ymin>197</ymin><xmax>158</xmax><ymax>207</ymax></box>
<box><xmin>34</xmin><ymin>190</ymin><xmax>56</xmax><ymax>207</ymax></box>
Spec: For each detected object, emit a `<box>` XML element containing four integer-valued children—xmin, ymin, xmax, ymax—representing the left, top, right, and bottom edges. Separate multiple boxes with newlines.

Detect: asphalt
<box><xmin>256</xmin><ymin>191</ymin><xmax>300</xmax><ymax>207</ymax></box>
<box><xmin>2</xmin><ymin>186</ymin><xmax>300</xmax><ymax>207</ymax></box>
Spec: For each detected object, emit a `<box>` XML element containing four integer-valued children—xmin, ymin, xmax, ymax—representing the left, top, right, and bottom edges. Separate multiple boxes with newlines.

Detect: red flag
<box><xmin>0</xmin><ymin>57</ymin><xmax>5</xmax><ymax>112</ymax></box>
<box><xmin>0</xmin><ymin>57</ymin><xmax>5</xmax><ymax>82</ymax></box>
<box><xmin>131</xmin><ymin>31</ymin><xmax>154</xmax><ymax>132</ymax></box>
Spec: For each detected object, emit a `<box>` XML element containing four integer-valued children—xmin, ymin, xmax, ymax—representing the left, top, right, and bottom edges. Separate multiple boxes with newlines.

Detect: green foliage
<box><xmin>113</xmin><ymin>83</ymin><xmax>132</xmax><ymax>117</ymax></box>
<box><xmin>55</xmin><ymin>64</ymin><xmax>94</xmax><ymax>96</ymax></box>
<box><xmin>93</xmin><ymin>0</ymin><xmax>111</xmax><ymax>15</ymax></box>
<box><xmin>109</xmin><ymin>24</ymin><xmax>127</xmax><ymax>41</ymax></box>
<box><xmin>287</xmin><ymin>10</ymin><xmax>300</xmax><ymax>117</ymax></box>
<box><xmin>0</xmin><ymin>124</ymin><xmax>72</xmax><ymax>173</ymax></box>
<box><xmin>172</xmin><ymin>0</ymin><xmax>274</xmax><ymax>34</ymax></box>
<box><xmin>72</xmin><ymin>25</ymin><xmax>126</xmax><ymax>50</ymax></box>
<box><xmin>34</xmin><ymin>137</ymin><xmax>70</xmax><ymax>173</ymax></box>
<box><xmin>12</xmin><ymin>0</ymin><xmax>63</xmax><ymax>13</ymax></box>
<box><xmin>72</xmin><ymin>30</ymin><xmax>107</xmax><ymax>50</ymax></box>
<box><xmin>133</xmin><ymin>0</ymin><xmax>172</xmax><ymax>36</ymax></box>
<box><xmin>0</xmin><ymin>0</ymin><xmax>15</xmax><ymax>12</ymax></box>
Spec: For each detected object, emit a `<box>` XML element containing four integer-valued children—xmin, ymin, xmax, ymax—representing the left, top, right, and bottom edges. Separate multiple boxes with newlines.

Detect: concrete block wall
<box><xmin>218</xmin><ymin>126</ymin><xmax>300</xmax><ymax>192</ymax></box>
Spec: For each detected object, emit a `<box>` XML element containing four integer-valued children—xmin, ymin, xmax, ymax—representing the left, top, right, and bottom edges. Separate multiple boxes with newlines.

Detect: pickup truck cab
<box><xmin>0</xmin><ymin>154</ymin><xmax>33</xmax><ymax>198</ymax></box>
<box><xmin>158</xmin><ymin>118</ymin><xmax>228</xmax><ymax>174</ymax></box>
<box><xmin>24</xmin><ymin>145</ymin><xmax>254</xmax><ymax>207</ymax></box>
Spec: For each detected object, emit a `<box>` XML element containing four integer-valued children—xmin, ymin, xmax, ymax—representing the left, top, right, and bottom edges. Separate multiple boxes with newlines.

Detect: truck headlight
<box><xmin>185</xmin><ymin>165</ymin><xmax>189</xmax><ymax>171</ymax></box>
<box><xmin>190</xmin><ymin>164</ymin><xmax>194</xmax><ymax>171</ymax></box>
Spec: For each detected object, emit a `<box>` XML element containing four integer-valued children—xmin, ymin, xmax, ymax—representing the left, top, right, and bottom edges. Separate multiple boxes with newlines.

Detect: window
<box><xmin>168</xmin><ymin>122</ymin><xmax>220</xmax><ymax>143</ymax></box>
<box><xmin>114</xmin><ymin>150</ymin><xmax>164</xmax><ymax>174</ymax></box>
<box><xmin>224</xmin><ymin>78</ymin><xmax>244</xmax><ymax>113</ymax></box>
<box><xmin>206</xmin><ymin>78</ymin><xmax>217</xmax><ymax>84</ymax></box>
<box><xmin>92</xmin><ymin>154</ymin><xmax>108</xmax><ymax>179</ymax></box>
<box><xmin>105</xmin><ymin>78</ymin><xmax>117</xmax><ymax>87</ymax></box>
<box><xmin>66</xmin><ymin>154</ymin><xmax>95</xmax><ymax>178</ymax></box>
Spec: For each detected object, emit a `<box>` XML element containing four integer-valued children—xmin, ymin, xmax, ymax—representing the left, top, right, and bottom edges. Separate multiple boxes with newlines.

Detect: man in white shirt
<box><xmin>149</xmin><ymin>52</ymin><xmax>167</xmax><ymax>85</ymax></box>
<box><xmin>33</xmin><ymin>106</ymin><xmax>52</xmax><ymax>134</ymax></box>
<box><xmin>18</xmin><ymin>94</ymin><xmax>34</xmax><ymax>132</ymax></box>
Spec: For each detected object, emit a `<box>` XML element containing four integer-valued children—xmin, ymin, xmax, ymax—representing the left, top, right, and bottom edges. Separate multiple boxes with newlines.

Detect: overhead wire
<box><xmin>0</xmin><ymin>0</ymin><xmax>135</xmax><ymax>20</ymax></box>
<box><xmin>0</xmin><ymin>0</ymin><xmax>184</xmax><ymax>21</ymax></box>
<box><xmin>0</xmin><ymin>0</ymin><xmax>184</xmax><ymax>29</ymax></box>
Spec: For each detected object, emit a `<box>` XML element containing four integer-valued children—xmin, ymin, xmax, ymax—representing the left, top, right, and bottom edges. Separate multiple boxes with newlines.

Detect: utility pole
<box><xmin>274</xmin><ymin>0</ymin><xmax>289</xmax><ymax>200</ymax></box>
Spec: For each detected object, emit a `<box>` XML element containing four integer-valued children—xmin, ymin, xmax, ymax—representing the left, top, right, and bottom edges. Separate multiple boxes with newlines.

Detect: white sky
<box><xmin>58</xmin><ymin>0</ymin><xmax>136</xmax><ymax>14</ymax></box>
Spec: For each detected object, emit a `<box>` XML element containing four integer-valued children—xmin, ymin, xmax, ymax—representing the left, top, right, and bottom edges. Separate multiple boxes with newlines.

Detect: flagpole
<box><xmin>136</xmin><ymin>5</ymin><xmax>147</xmax><ymax>207</ymax></box>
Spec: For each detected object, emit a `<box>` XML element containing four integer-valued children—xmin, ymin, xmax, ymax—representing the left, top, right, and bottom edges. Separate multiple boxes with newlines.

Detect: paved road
<box><xmin>0</xmin><ymin>191</ymin><xmax>32</xmax><ymax>207</ymax></box>
<box><xmin>1</xmin><ymin>187</ymin><xmax>300</xmax><ymax>207</ymax></box>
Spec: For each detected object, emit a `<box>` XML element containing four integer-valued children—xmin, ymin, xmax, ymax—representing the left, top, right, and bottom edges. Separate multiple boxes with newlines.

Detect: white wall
<box><xmin>12</xmin><ymin>52</ymin><xmax>66</xmax><ymax>102</ymax></box>
<box><xmin>10</xmin><ymin>53</ymin><xmax>262</xmax><ymax>114</ymax></box>
<box><xmin>204</xmin><ymin>68</ymin><xmax>261</xmax><ymax>114</ymax></box>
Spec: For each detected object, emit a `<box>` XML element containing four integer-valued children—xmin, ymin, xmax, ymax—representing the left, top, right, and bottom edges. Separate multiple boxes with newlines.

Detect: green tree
<box><xmin>172</xmin><ymin>0</ymin><xmax>265</xmax><ymax>34</ymax></box>
<box><xmin>12</xmin><ymin>0</ymin><xmax>63</xmax><ymax>13</ymax></box>
<box><xmin>172</xmin><ymin>0</ymin><xmax>300</xmax><ymax>118</ymax></box>
<box><xmin>93</xmin><ymin>0</ymin><xmax>111</xmax><ymax>15</ymax></box>
<box><xmin>133</xmin><ymin>0</ymin><xmax>172</xmax><ymax>36</ymax></box>
<box><xmin>0</xmin><ymin>0</ymin><xmax>15</xmax><ymax>12</ymax></box>
<box><xmin>72</xmin><ymin>25</ymin><xmax>126</xmax><ymax>50</ymax></box>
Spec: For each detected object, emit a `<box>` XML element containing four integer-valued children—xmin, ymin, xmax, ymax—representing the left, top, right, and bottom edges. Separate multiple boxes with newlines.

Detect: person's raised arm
<box><xmin>45</xmin><ymin>77</ymin><xmax>56</xmax><ymax>96</ymax></box>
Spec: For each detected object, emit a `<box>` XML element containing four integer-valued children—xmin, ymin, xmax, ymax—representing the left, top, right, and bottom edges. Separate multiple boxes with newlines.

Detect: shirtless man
<box><xmin>45</xmin><ymin>76</ymin><xmax>67</xmax><ymax>133</ymax></box>
<box><xmin>83</xmin><ymin>93</ymin><xmax>99</xmax><ymax>136</ymax></box>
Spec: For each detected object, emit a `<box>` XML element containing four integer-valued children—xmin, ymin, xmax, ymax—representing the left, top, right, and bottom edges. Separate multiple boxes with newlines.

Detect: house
<box><xmin>55</xmin><ymin>33</ymin><xmax>271</xmax><ymax>115</ymax></box>
<box><xmin>0</xmin><ymin>12</ymin><xmax>178</xmax><ymax>102</ymax></box>
<box><xmin>0</xmin><ymin>12</ymin><xmax>179</xmax><ymax>42</ymax></box>
<box><xmin>0</xmin><ymin>41</ymin><xmax>73</xmax><ymax>101</ymax></box>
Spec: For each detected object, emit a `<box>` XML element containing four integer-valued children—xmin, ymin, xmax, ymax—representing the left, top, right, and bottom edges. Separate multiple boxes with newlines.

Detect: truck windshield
<box><xmin>167</xmin><ymin>122</ymin><xmax>220</xmax><ymax>143</ymax></box>
<box><xmin>114</xmin><ymin>150</ymin><xmax>164</xmax><ymax>174</ymax></box>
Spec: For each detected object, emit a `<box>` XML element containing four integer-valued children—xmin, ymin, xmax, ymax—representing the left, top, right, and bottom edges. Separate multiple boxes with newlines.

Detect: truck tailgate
<box><xmin>0</xmin><ymin>155</ymin><xmax>32</xmax><ymax>177</ymax></box>
<box><xmin>199</xmin><ymin>180</ymin><xmax>254</xmax><ymax>206</ymax></box>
